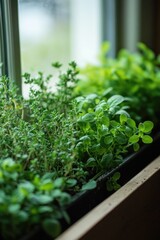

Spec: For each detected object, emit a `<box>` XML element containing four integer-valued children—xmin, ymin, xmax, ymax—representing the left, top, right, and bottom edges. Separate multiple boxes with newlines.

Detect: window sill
<box><xmin>56</xmin><ymin>156</ymin><xmax>160</xmax><ymax>240</ymax></box>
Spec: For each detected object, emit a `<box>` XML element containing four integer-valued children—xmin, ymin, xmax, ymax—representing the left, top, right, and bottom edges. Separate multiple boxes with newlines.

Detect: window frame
<box><xmin>0</xmin><ymin>0</ymin><xmax>22</xmax><ymax>93</ymax></box>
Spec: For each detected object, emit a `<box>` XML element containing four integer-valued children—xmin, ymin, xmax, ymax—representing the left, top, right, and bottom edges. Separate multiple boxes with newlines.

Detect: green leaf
<box><xmin>8</xmin><ymin>204</ymin><xmax>20</xmax><ymax>214</ymax></box>
<box><xmin>19</xmin><ymin>181</ymin><xmax>35</xmax><ymax>193</ymax></box>
<box><xmin>32</xmin><ymin>194</ymin><xmax>53</xmax><ymax>204</ymax></box>
<box><xmin>106</xmin><ymin>172</ymin><xmax>121</xmax><ymax>192</ymax></box>
<box><xmin>81</xmin><ymin>180</ymin><xmax>97</xmax><ymax>191</ymax></box>
<box><xmin>42</xmin><ymin>218</ymin><xmax>61</xmax><ymax>237</ymax></box>
<box><xmin>54</xmin><ymin>178</ymin><xmax>64</xmax><ymax>188</ymax></box>
<box><xmin>143</xmin><ymin>121</ymin><xmax>154</xmax><ymax>133</ymax></box>
<box><xmin>39</xmin><ymin>181</ymin><xmax>54</xmax><ymax>191</ymax></box>
<box><xmin>127</xmin><ymin>119</ymin><xmax>136</xmax><ymax>128</ymax></box>
<box><xmin>116</xmin><ymin>109</ymin><xmax>130</xmax><ymax>117</ymax></box>
<box><xmin>107</xmin><ymin>95</ymin><xmax>124</xmax><ymax>108</ymax></box>
<box><xmin>120</xmin><ymin>114</ymin><xmax>128</xmax><ymax>124</ymax></box>
<box><xmin>81</xmin><ymin>113</ymin><xmax>95</xmax><ymax>122</ymax></box>
<box><xmin>66</xmin><ymin>179</ymin><xmax>77</xmax><ymax>188</ymax></box>
<box><xmin>115</xmin><ymin>132</ymin><xmax>128</xmax><ymax>145</ymax></box>
<box><xmin>138</xmin><ymin>123</ymin><xmax>145</xmax><ymax>131</ymax></box>
<box><xmin>38</xmin><ymin>206</ymin><xmax>53</xmax><ymax>213</ymax></box>
<box><xmin>86</xmin><ymin>158</ymin><xmax>96</xmax><ymax>167</ymax></box>
<box><xmin>41</xmin><ymin>172</ymin><xmax>56</xmax><ymax>180</ymax></box>
<box><xmin>106</xmin><ymin>181</ymin><xmax>114</xmax><ymax>192</ymax></box>
<box><xmin>102</xmin><ymin>117</ymin><xmax>110</xmax><ymax>127</ymax></box>
<box><xmin>51</xmin><ymin>189</ymin><xmax>62</xmax><ymax>198</ymax></box>
<box><xmin>129</xmin><ymin>135</ymin><xmax>139</xmax><ymax>143</ymax></box>
<box><xmin>100</xmin><ymin>125</ymin><xmax>109</xmax><ymax>136</ymax></box>
<box><xmin>2</xmin><ymin>158</ymin><xmax>21</xmax><ymax>172</ymax></box>
<box><xmin>125</xmin><ymin>126</ymin><xmax>133</xmax><ymax>137</ymax></box>
<box><xmin>112</xmin><ymin>172</ymin><xmax>121</xmax><ymax>181</ymax></box>
<box><xmin>79</xmin><ymin>135</ymin><xmax>91</xmax><ymax>144</ymax></box>
<box><xmin>133</xmin><ymin>143</ymin><xmax>140</xmax><ymax>151</ymax></box>
<box><xmin>104</xmin><ymin>135</ymin><xmax>113</xmax><ymax>145</ymax></box>
<box><xmin>86</xmin><ymin>93</ymin><xmax>98</xmax><ymax>101</ymax></box>
<box><xmin>101</xmin><ymin>153</ymin><xmax>113</xmax><ymax>168</ymax></box>
<box><xmin>110</xmin><ymin>120</ymin><xmax>119</xmax><ymax>127</ymax></box>
<box><xmin>52</xmin><ymin>62</ymin><xmax>62</xmax><ymax>68</ymax></box>
<box><xmin>142</xmin><ymin>135</ymin><xmax>153</xmax><ymax>144</ymax></box>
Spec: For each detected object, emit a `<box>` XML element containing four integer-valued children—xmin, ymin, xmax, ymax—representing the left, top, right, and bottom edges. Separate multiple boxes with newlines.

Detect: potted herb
<box><xmin>0</xmin><ymin>47</ymin><xmax>158</xmax><ymax>239</ymax></box>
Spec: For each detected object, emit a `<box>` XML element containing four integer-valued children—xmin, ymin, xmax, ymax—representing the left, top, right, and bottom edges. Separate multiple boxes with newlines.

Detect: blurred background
<box><xmin>18</xmin><ymin>0</ymin><xmax>160</xmax><ymax>74</ymax></box>
<box><xmin>1</xmin><ymin>0</ymin><xmax>160</xmax><ymax>96</ymax></box>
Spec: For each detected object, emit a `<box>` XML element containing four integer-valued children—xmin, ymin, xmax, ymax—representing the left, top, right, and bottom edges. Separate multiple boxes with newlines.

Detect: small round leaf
<box><xmin>133</xmin><ymin>143</ymin><xmax>140</xmax><ymax>151</ymax></box>
<box><xmin>81</xmin><ymin>180</ymin><xmax>97</xmax><ymax>191</ymax></box>
<box><xmin>129</xmin><ymin>135</ymin><xmax>139</xmax><ymax>143</ymax></box>
<box><xmin>42</xmin><ymin>219</ymin><xmax>61</xmax><ymax>237</ymax></box>
<box><xmin>143</xmin><ymin>121</ymin><xmax>154</xmax><ymax>133</ymax></box>
<box><xmin>142</xmin><ymin>135</ymin><xmax>153</xmax><ymax>144</ymax></box>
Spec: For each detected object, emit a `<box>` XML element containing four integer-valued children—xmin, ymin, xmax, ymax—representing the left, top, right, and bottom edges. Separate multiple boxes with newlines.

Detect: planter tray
<box><xmin>64</xmin><ymin>131</ymin><xmax>160</xmax><ymax>227</ymax></box>
<box><xmin>56</xmin><ymin>155</ymin><xmax>160</xmax><ymax>240</ymax></box>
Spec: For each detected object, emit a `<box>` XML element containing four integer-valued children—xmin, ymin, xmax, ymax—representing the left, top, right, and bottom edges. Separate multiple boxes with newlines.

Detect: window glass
<box><xmin>18</xmin><ymin>0</ymin><xmax>102</xmax><ymax>96</ymax></box>
<box><xmin>18</xmin><ymin>0</ymin><xmax>70</xmax><ymax>74</ymax></box>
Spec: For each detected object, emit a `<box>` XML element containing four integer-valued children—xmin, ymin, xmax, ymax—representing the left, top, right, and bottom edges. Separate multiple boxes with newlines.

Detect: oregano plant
<box><xmin>76</xmin><ymin>94</ymin><xmax>154</xmax><ymax>173</ymax></box>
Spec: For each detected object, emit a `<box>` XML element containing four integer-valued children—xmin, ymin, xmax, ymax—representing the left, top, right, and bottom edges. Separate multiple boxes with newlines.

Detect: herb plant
<box><xmin>0</xmin><ymin>158</ymin><xmax>72</xmax><ymax>239</ymax></box>
<box><xmin>76</xmin><ymin>94</ymin><xmax>153</xmax><ymax>173</ymax></box>
<box><xmin>0</xmin><ymin>59</ymin><xmax>154</xmax><ymax>239</ymax></box>
<box><xmin>75</xmin><ymin>43</ymin><xmax>160</xmax><ymax>123</ymax></box>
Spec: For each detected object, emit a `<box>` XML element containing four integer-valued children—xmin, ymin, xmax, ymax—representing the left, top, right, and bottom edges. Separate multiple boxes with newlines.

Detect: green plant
<box><xmin>75</xmin><ymin>94</ymin><xmax>153</xmax><ymax>174</ymax></box>
<box><xmin>106</xmin><ymin>172</ymin><xmax>121</xmax><ymax>191</ymax></box>
<box><xmin>0</xmin><ymin>158</ymin><xmax>73</xmax><ymax>239</ymax></box>
<box><xmin>75</xmin><ymin>42</ymin><xmax>160</xmax><ymax>123</ymax></box>
<box><xmin>0</xmin><ymin>60</ymin><xmax>154</xmax><ymax>239</ymax></box>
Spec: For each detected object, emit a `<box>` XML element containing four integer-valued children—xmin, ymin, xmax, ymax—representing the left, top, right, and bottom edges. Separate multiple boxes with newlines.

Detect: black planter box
<box><xmin>65</xmin><ymin>130</ymin><xmax>160</xmax><ymax>226</ymax></box>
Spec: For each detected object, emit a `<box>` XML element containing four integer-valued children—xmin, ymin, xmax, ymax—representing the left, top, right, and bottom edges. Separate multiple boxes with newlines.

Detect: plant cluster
<box><xmin>75</xmin><ymin>43</ymin><xmax>160</xmax><ymax>123</ymax></box>
<box><xmin>0</xmin><ymin>58</ymin><xmax>154</xmax><ymax>239</ymax></box>
<box><xmin>76</xmin><ymin>94</ymin><xmax>153</xmax><ymax>173</ymax></box>
<box><xmin>0</xmin><ymin>158</ymin><xmax>72</xmax><ymax>239</ymax></box>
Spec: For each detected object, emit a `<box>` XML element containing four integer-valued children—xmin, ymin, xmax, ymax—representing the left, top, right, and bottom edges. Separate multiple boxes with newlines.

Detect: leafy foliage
<box><xmin>0</xmin><ymin>59</ymin><xmax>154</xmax><ymax>239</ymax></box>
<box><xmin>76</xmin><ymin>42</ymin><xmax>160</xmax><ymax>123</ymax></box>
<box><xmin>0</xmin><ymin>158</ymin><xmax>71</xmax><ymax>239</ymax></box>
<box><xmin>76</xmin><ymin>94</ymin><xmax>153</xmax><ymax>172</ymax></box>
<box><xmin>106</xmin><ymin>172</ymin><xmax>121</xmax><ymax>191</ymax></box>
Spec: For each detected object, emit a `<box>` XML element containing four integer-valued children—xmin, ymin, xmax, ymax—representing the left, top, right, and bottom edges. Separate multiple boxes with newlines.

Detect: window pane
<box><xmin>18</xmin><ymin>0</ymin><xmax>71</xmax><ymax>74</ymax></box>
<box><xmin>18</xmin><ymin>0</ymin><xmax>102</xmax><ymax>96</ymax></box>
